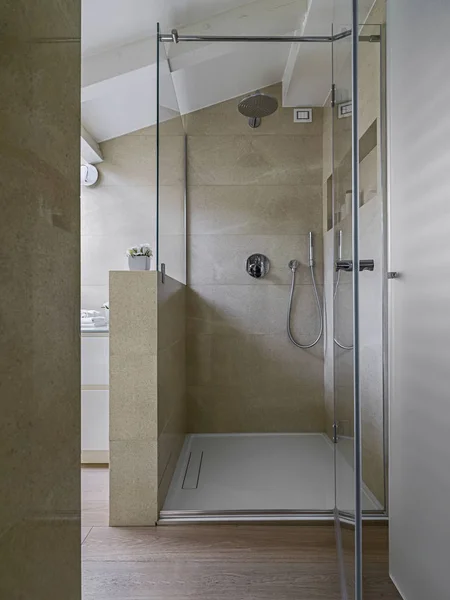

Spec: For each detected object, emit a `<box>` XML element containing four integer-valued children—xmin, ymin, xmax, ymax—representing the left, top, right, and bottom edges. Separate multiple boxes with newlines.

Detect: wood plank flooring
<box><xmin>82</xmin><ymin>466</ymin><xmax>109</xmax><ymax>529</ymax></box>
<box><xmin>81</xmin><ymin>468</ymin><xmax>401</xmax><ymax>600</ymax></box>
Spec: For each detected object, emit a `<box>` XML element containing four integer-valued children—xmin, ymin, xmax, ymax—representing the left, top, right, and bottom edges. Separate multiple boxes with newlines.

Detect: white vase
<box><xmin>128</xmin><ymin>255</ymin><xmax>151</xmax><ymax>271</ymax></box>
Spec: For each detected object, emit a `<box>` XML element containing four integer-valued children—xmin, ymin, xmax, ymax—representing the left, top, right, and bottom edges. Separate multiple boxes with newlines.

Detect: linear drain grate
<box><xmin>182</xmin><ymin>450</ymin><xmax>204</xmax><ymax>490</ymax></box>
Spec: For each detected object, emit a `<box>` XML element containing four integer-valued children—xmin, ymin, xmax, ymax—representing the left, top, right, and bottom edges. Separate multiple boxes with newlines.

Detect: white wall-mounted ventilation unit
<box><xmin>337</xmin><ymin>101</ymin><xmax>352</xmax><ymax>119</ymax></box>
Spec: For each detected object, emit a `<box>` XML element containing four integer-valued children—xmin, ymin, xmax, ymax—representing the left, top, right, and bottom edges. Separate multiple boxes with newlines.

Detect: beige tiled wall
<box><xmin>186</xmin><ymin>83</ymin><xmax>325</xmax><ymax>434</ymax></box>
<box><xmin>109</xmin><ymin>272</ymin><xmax>186</xmax><ymax>524</ymax></box>
<box><xmin>0</xmin><ymin>2</ymin><xmax>81</xmax><ymax>597</ymax></box>
<box><xmin>81</xmin><ymin>127</ymin><xmax>157</xmax><ymax>311</ymax></box>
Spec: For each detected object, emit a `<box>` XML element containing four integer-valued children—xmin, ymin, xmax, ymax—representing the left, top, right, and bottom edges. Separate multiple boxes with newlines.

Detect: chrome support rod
<box><xmin>351</xmin><ymin>0</ymin><xmax>363</xmax><ymax>597</ymax></box>
<box><xmin>157</xmin><ymin>30</ymin><xmax>382</xmax><ymax>44</ymax></box>
<box><xmin>159</xmin><ymin>31</ymin><xmax>341</xmax><ymax>43</ymax></box>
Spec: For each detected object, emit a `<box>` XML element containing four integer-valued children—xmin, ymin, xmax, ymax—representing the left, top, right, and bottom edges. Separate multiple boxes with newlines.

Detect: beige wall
<box><xmin>81</xmin><ymin>128</ymin><xmax>157</xmax><ymax>311</ymax></box>
<box><xmin>109</xmin><ymin>272</ymin><xmax>186</xmax><ymax>525</ymax></box>
<box><xmin>322</xmin><ymin>0</ymin><xmax>386</xmax><ymax>505</ymax></box>
<box><xmin>81</xmin><ymin>122</ymin><xmax>185</xmax><ymax>312</ymax></box>
<box><xmin>185</xmin><ymin>83</ymin><xmax>325</xmax><ymax>434</ymax></box>
<box><xmin>157</xmin><ymin>276</ymin><xmax>187</xmax><ymax>508</ymax></box>
<box><xmin>0</xmin><ymin>2</ymin><xmax>81</xmax><ymax>597</ymax></box>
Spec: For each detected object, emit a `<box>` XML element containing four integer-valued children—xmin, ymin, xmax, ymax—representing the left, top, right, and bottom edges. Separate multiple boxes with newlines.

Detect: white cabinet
<box><xmin>81</xmin><ymin>334</ymin><xmax>109</xmax><ymax>463</ymax></box>
<box><xmin>81</xmin><ymin>336</ymin><xmax>109</xmax><ymax>386</ymax></box>
<box><xmin>82</xmin><ymin>390</ymin><xmax>109</xmax><ymax>460</ymax></box>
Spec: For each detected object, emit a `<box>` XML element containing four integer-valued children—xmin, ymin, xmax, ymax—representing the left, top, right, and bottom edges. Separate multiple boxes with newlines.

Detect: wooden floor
<box><xmin>82</xmin><ymin>467</ymin><xmax>401</xmax><ymax>600</ymax></box>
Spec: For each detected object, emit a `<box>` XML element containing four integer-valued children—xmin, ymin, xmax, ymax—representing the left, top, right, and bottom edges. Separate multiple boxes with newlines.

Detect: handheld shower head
<box><xmin>308</xmin><ymin>232</ymin><xmax>314</xmax><ymax>267</ymax></box>
<box><xmin>337</xmin><ymin>230</ymin><xmax>343</xmax><ymax>260</ymax></box>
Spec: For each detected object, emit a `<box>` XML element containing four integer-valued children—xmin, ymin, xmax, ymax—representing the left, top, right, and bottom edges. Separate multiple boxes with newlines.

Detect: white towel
<box><xmin>81</xmin><ymin>309</ymin><xmax>101</xmax><ymax>318</ymax></box>
<box><xmin>81</xmin><ymin>316</ymin><xmax>106</xmax><ymax>327</ymax></box>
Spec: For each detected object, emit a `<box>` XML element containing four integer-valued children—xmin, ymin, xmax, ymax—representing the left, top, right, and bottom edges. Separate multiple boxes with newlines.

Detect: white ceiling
<box><xmin>81</xmin><ymin>0</ymin><xmax>262</xmax><ymax>55</ymax></box>
<box><xmin>81</xmin><ymin>0</ymin><xmax>378</xmax><ymax>153</ymax></box>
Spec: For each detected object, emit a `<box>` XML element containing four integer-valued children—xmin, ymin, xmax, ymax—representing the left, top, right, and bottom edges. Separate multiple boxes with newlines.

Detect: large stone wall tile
<box><xmin>188</xmin><ymin>234</ymin><xmax>323</xmax><ymax>286</ymax></box>
<box><xmin>188</xmin><ymin>185</ymin><xmax>322</xmax><ymax>236</ymax></box>
<box><xmin>2</xmin><ymin>0</ymin><xmax>80</xmax><ymax>39</ymax></box>
<box><xmin>110</xmin><ymin>358</ymin><xmax>158</xmax><ymax>442</ymax></box>
<box><xmin>110</xmin><ymin>441</ymin><xmax>158</xmax><ymax>526</ymax></box>
<box><xmin>187</xmin><ymin>386</ymin><xmax>324</xmax><ymax>434</ymax></box>
<box><xmin>188</xmin><ymin>135</ymin><xmax>323</xmax><ymax>186</ymax></box>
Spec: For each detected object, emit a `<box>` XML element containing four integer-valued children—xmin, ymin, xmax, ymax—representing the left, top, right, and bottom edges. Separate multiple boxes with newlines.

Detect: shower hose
<box><xmin>287</xmin><ymin>264</ymin><xmax>323</xmax><ymax>349</ymax></box>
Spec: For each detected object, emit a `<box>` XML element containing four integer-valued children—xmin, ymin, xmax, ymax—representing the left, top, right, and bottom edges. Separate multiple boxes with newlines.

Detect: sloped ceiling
<box><xmin>81</xmin><ymin>0</ymin><xmax>377</xmax><ymax>154</ymax></box>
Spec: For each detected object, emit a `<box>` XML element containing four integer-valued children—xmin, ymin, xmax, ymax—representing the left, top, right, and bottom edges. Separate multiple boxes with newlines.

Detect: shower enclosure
<box><xmin>155</xmin><ymin>7</ymin><xmax>386</xmax><ymax>597</ymax></box>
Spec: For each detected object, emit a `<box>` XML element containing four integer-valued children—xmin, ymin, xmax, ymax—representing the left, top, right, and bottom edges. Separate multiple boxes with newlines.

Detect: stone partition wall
<box><xmin>185</xmin><ymin>83</ymin><xmax>325</xmax><ymax>434</ymax></box>
<box><xmin>109</xmin><ymin>272</ymin><xmax>186</xmax><ymax>525</ymax></box>
<box><xmin>0</xmin><ymin>2</ymin><xmax>81</xmax><ymax>597</ymax></box>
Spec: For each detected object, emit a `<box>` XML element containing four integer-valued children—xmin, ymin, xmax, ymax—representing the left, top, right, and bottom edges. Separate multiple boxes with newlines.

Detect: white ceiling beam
<box><xmin>80</xmin><ymin>125</ymin><xmax>103</xmax><ymax>164</ymax></box>
<box><xmin>80</xmin><ymin>0</ymin><xmax>310</xmax><ymax>141</ymax></box>
<box><xmin>171</xmin><ymin>0</ymin><xmax>307</xmax><ymax>38</ymax></box>
<box><xmin>81</xmin><ymin>0</ymin><xmax>308</xmax><ymax>98</ymax></box>
<box><xmin>82</xmin><ymin>37</ymin><xmax>157</xmax><ymax>102</ymax></box>
<box><xmin>282</xmin><ymin>0</ymin><xmax>380</xmax><ymax>107</ymax></box>
<box><xmin>168</xmin><ymin>0</ymin><xmax>307</xmax><ymax>69</ymax></box>
<box><xmin>282</xmin><ymin>0</ymin><xmax>334</xmax><ymax>107</ymax></box>
<box><xmin>281</xmin><ymin>0</ymin><xmax>311</xmax><ymax>105</ymax></box>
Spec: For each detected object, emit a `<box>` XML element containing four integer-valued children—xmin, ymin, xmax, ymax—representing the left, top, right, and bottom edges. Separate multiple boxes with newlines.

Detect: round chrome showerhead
<box><xmin>238</xmin><ymin>91</ymin><xmax>279</xmax><ymax>124</ymax></box>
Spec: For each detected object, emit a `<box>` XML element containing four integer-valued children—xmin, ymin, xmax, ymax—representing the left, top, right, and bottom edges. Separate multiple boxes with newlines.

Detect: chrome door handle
<box><xmin>335</xmin><ymin>260</ymin><xmax>353</xmax><ymax>272</ymax></box>
<box><xmin>335</xmin><ymin>259</ymin><xmax>375</xmax><ymax>272</ymax></box>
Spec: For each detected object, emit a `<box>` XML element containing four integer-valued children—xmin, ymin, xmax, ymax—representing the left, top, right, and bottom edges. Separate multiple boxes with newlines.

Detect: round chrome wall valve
<box><xmin>246</xmin><ymin>254</ymin><xmax>270</xmax><ymax>279</ymax></box>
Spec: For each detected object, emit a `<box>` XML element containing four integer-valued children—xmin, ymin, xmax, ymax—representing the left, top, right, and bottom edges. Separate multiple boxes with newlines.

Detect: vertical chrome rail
<box><xmin>351</xmin><ymin>1</ymin><xmax>363</xmax><ymax>598</ymax></box>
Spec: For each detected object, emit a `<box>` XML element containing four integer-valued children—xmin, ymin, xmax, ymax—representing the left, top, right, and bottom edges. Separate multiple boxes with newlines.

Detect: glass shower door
<box><xmin>156</xmin><ymin>23</ymin><xmax>187</xmax><ymax>283</ymax></box>
<box><xmin>332</xmin><ymin>16</ymin><xmax>362</xmax><ymax>600</ymax></box>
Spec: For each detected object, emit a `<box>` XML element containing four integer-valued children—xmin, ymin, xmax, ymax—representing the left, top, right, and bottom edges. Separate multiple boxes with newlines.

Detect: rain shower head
<box><xmin>238</xmin><ymin>91</ymin><xmax>278</xmax><ymax>128</ymax></box>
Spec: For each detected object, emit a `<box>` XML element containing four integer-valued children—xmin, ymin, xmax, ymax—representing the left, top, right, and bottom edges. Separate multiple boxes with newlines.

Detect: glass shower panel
<box><xmin>357</xmin><ymin>20</ymin><xmax>387</xmax><ymax>600</ymax></box>
<box><xmin>332</xmin><ymin>26</ymin><xmax>356</xmax><ymax>520</ymax></box>
<box><xmin>357</xmin><ymin>24</ymin><xmax>385</xmax><ymax>515</ymax></box>
<box><xmin>332</xmin><ymin>20</ymin><xmax>359</xmax><ymax>600</ymax></box>
<box><xmin>156</xmin><ymin>24</ymin><xmax>186</xmax><ymax>283</ymax></box>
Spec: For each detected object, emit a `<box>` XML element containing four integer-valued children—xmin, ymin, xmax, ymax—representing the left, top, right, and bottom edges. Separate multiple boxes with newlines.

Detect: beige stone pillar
<box><xmin>0</xmin><ymin>2</ymin><xmax>81</xmax><ymax>598</ymax></box>
<box><xmin>109</xmin><ymin>271</ymin><xmax>186</xmax><ymax>525</ymax></box>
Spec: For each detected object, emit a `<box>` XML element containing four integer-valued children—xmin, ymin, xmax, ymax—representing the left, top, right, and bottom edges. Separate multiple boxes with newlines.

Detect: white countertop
<box><xmin>81</xmin><ymin>325</ymin><xmax>109</xmax><ymax>335</ymax></box>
